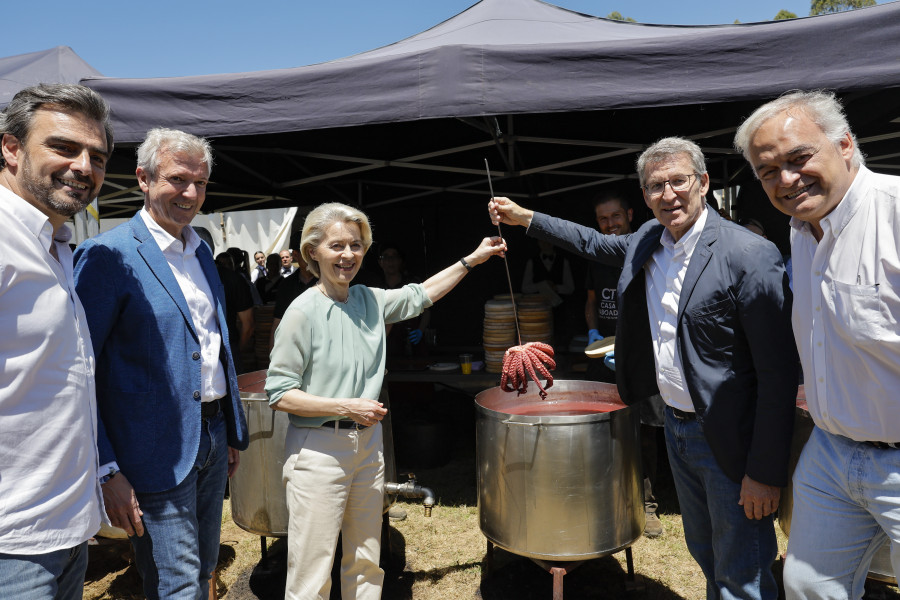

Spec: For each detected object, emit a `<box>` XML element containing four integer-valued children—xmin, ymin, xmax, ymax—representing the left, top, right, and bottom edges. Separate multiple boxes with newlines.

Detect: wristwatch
<box><xmin>99</xmin><ymin>467</ymin><xmax>120</xmax><ymax>485</ymax></box>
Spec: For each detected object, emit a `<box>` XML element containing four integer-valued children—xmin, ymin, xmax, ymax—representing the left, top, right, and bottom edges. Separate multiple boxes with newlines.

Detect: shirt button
<box><xmin>193</xmin><ymin>391</ymin><xmax>201</xmax><ymax>399</ymax></box>
<box><xmin>815</xmin><ymin>306</ymin><xmax>821</xmax><ymax>311</ymax></box>
<box><xmin>814</xmin><ymin>271</ymin><xmax>821</xmax><ymax>276</ymax></box>
<box><xmin>817</xmin><ymin>342</ymin><xmax>823</xmax><ymax>347</ymax></box>
<box><xmin>192</xmin><ymin>351</ymin><xmax>200</xmax><ymax>360</ymax></box>
<box><xmin>818</xmin><ymin>377</ymin><xmax>824</xmax><ymax>383</ymax></box>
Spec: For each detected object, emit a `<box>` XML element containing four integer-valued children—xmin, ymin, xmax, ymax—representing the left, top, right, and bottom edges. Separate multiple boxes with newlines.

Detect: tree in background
<box><xmin>774</xmin><ymin>9</ymin><xmax>798</xmax><ymax>18</ymax></box>
<box><xmin>606</xmin><ymin>11</ymin><xmax>637</xmax><ymax>22</ymax></box>
<box><xmin>810</xmin><ymin>0</ymin><xmax>876</xmax><ymax>15</ymax></box>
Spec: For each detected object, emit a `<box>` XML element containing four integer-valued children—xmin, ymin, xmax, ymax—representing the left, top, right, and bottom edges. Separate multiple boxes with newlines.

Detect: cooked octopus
<box><xmin>500</xmin><ymin>341</ymin><xmax>556</xmax><ymax>399</ymax></box>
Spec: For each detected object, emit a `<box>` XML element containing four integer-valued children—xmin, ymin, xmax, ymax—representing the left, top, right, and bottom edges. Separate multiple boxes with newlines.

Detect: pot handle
<box><xmin>501</xmin><ymin>419</ymin><xmax>538</xmax><ymax>426</ymax></box>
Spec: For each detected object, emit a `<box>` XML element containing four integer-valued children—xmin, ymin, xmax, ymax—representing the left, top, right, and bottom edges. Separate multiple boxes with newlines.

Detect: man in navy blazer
<box><xmin>490</xmin><ymin>137</ymin><xmax>798</xmax><ymax>600</ymax></box>
<box><xmin>74</xmin><ymin>128</ymin><xmax>248</xmax><ymax>600</ymax></box>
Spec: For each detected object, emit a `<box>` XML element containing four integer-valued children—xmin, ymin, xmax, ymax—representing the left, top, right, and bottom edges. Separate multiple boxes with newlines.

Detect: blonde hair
<box><xmin>299</xmin><ymin>203</ymin><xmax>373</xmax><ymax>278</ymax></box>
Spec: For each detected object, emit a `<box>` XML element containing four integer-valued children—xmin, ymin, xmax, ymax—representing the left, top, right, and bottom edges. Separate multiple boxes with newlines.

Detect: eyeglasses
<box><xmin>643</xmin><ymin>173</ymin><xmax>698</xmax><ymax>198</ymax></box>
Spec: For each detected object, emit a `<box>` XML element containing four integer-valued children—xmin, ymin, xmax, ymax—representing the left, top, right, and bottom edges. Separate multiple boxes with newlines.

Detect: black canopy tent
<box><xmin>77</xmin><ymin>0</ymin><xmax>900</xmax><ymax>344</ymax></box>
<box><xmin>82</xmin><ymin>0</ymin><xmax>900</xmax><ymax>217</ymax></box>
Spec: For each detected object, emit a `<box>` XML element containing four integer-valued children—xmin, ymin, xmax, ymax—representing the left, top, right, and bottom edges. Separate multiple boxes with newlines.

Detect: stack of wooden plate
<box><xmin>483</xmin><ymin>298</ymin><xmax>517</xmax><ymax>373</ymax></box>
<box><xmin>482</xmin><ymin>295</ymin><xmax>554</xmax><ymax>373</ymax></box>
<box><xmin>516</xmin><ymin>295</ymin><xmax>553</xmax><ymax>344</ymax></box>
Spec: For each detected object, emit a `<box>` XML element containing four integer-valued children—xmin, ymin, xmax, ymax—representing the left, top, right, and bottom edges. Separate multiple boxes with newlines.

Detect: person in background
<box><xmin>213</xmin><ymin>248</ymin><xmax>255</xmax><ymax>374</ymax></box>
<box><xmin>490</xmin><ymin>136</ymin><xmax>798</xmax><ymax>600</ymax></box>
<box><xmin>251</xmin><ymin>250</ymin><xmax>267</xmax><ymax>282</ymax></box>
<box><xmin>256</xmin><ymin>253</ymin><xmax>284</xmax><ymax>303</ymax></box>
<box><xmin>267</xmin><ymin>202</ymin><xmax>505</xmax><ymax>600</ymax></box>
<box><xmin>0</xmin><ymin>82</ymin><xmax>112</xmax><ymax>600</ymax></box>
<box><xmin>584</xmin><ymin>189</ymin><xmax>666</xmax><ymax>539</ymax></box>
<box><xmin>521</xmin><ymin>239</ymin><xmax>574</xmax><ymax>305</ymax></box>
<box><xmin>226</xmin><ymin>247</ymin><xmax>250</xmax><ymax>280</ymax></box>
<box><xmin>376</xmin><ymin>243</ymin><xmax>431</xmax><ymax>355</ymax></box>
<box><xmin>269</xmin><ymin>231</ymin><xmax>318</xmax><ymax>351</ymax></box>
<box><xmin>280</xmin><ymin>249</ymin><xmax>295</xmax><ymax>277</ymax></box>
<box><xmin>735</xmin><ymin>89</ymin><xmax>900</xmax><ymax>600</ymax></box>
<box><xmin>74</xmin><ymin>127</ymin><xmax>248</xmax><ymax>600</ymax></box>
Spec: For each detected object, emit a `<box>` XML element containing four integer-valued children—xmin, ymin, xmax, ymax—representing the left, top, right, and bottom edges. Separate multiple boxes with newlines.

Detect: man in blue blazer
<box><xmin>490</xmin><ymin>137</ymin><xmax>798</xmax><ymax>600</ymax></box>
<box><xmin>74</xmin><ymin>128</ymin><xmax>248</xmax><ymax>600</ymax></box>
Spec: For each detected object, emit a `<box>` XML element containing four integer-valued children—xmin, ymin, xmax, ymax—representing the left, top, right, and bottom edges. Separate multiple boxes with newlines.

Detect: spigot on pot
<box><xmin>384</xmin><ymin>473</ymin><xmax>436</xmax><ymax>517</ymax></box>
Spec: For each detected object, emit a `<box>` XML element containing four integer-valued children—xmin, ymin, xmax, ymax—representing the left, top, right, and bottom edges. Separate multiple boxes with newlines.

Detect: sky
<box><xmin>1</xmin><ymin>0</ymin><xmax>862</xmax><ymax>79</ymax></box>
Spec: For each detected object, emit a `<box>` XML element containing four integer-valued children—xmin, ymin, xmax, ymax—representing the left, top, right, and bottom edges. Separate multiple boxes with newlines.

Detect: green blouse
<box><xmin>265</xmin><ymin>283</ymin><xmax>432</xmax><ymax>428</ymax></box>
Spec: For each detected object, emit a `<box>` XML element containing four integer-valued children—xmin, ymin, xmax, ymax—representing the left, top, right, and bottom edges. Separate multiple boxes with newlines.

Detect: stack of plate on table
<box><xmin>516</xmin><ymin>295</ymin><xmax>553</xmax><ymax>344</ymax></box>
<box><xmin>482</xmin><ymin>295</ymin><xmax>555</xmax><ymax>373</ymax></box>
<box><xmin>483</xmin><ymin>297</ymin><xmax>518</xmax><ymax>373</ymax></box>
<box><xmin>254</xmin><ymin>304</ymin><xmax>274</xmax><ymax>372</ymax></box>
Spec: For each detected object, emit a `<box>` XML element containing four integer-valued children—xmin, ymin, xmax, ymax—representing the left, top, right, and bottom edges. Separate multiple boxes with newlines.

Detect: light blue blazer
<box><xmin>74</xmin><ymin>213</ymin><xmax>248</xmax><ymax>493</ymax></box>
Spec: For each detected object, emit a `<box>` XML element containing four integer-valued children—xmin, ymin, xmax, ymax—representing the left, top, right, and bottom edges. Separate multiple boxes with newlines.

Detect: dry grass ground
<box><xmin>83</xmin><ymin>442</ymin><xmax>899</xmax><ymax>599</ymax></box>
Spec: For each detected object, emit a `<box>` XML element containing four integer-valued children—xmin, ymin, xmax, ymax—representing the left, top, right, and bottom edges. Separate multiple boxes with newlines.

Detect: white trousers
<box><xmin>283</xmin><ymin>423</ymin><xmax>385</xmax><ymax>600</ymax></box>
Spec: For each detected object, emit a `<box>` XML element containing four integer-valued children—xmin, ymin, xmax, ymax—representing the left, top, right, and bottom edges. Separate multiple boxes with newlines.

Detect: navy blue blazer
<box><xmin>529</xmin><ymin>208</ymin><xmax>798</xmax><ymax>486</ymax></box>
<box><xmin>74</xmin><ymin>213</ymin><xmax>249</xmax><ymax>494</ymax></box>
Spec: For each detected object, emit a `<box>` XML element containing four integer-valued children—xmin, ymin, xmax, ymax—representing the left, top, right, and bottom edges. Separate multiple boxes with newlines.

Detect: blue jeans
<box><xmin>130</xmin><ymin>412</ymin><xmax>228</xmax><ymax>600</ymax></box>
<box><xmin>0</xmin><ymin>542</ymin><xmax>88</xmax><ymax>600</ymax></box>
<box><xmin>665</xmin><ymin>407</ymin><xmax>778</xmax><ymax>600</ymax></box>
<box><xmin>783</xmin><ymin>426</ymin><xmax>900</xmax><ymax>599</ymax></box>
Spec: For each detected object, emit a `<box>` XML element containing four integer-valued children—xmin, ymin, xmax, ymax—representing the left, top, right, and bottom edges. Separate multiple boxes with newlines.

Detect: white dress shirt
<box><xmin>0</xmin><ymin>185</ymin><xmax>103</xmax><ymax>553</ymax></box>
<box><xmin>140</xmin><ymin>209</ymin><xmax>227</xmax><ymax>402</ymax></box>
<box><xmin>790</xmin><ymin>166</ymin><xmax>900</xmax><ymax>442</ymax></box>
<box><xmin>250</xmin><ymin>265</ymin><xmax>265</xmax><ymax>283</ymax></box>
<box><xmin>644</xmin><ymin>207</ymin><xmax>709</xmax><ymax>412</ymax></box>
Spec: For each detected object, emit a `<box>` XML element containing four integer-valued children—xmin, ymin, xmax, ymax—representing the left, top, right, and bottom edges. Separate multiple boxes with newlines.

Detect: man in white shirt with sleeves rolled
<box><xmin>735</xmin><ymin>90</ymin><xmax>900</xmax><ymax>600</ymax></box>
<box><xmin>0</xmin><ymin>83</ymin><xmax>112</xmax><ymax>600</ymax></box>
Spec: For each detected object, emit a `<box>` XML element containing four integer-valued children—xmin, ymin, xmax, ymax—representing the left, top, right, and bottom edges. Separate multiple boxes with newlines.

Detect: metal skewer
<box><xmin>485</xmin><ymin>158</ymin><xmax>522</xmax><ymax>346</ymax></box>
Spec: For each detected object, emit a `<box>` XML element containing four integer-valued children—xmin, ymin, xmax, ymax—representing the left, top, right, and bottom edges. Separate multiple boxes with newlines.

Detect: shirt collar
<box><xmin>0</xmin><ymin>183</ymin><xmax>64</xmax><ymax>252</ymax></box>
<box><xmin>139</xmin><ymin>207</ymin><xmax>200</xmax><ymax>255</ymax></box>
<box><xmin>790</xmin><ymin>166</ymin><xmax>868</xmax><ymax>236</ymax></box>
<box><xmin>660</xmin><ymin>204</ymin><xmax>708</xmax><ymax>256</ymax></box>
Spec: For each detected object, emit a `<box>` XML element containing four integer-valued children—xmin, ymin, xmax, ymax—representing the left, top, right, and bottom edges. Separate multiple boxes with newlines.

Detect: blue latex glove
<box><xmin>604</xmin><ymin>351</ymin><xmax>616</xmax><ymax>372</ymax></box>
<box><xmin>588</xmin><ymin>329</ymin><xmax>604</xmax><ymax>344</ymax></box>
<box><xmin>408</xmin><ymin>328</ymin><xmax>424</xmax><ymax>345</ymax></box>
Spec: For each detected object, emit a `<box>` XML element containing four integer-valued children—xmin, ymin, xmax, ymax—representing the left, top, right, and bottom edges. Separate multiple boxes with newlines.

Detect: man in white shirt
<box><xmin>736</xmin><ymin>90</ymin><xmax>900</xmax><ymax>600</ymax></box>
<box><xmin>0</xmin><ymin>83</ymin><xmax>112</xmax><ymax>599</ymax></box>
<box><xmin>74</xmin><ymin>128</ymin><xmax>248</xmax><ymax>600</ymax></box>
<box><xmin>280</xmin><ymin>249</ymin><xmax>295</xmax><ymax>277</ymax></box>
<box><xmin>490</xmin><ymin>137</ymin><xmax>797</xmax><ymax>600</ymax></box>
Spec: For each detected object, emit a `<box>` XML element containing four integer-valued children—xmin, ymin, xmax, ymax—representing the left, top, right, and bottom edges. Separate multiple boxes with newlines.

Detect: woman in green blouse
<box><xmin>266</xmin><ymin>202</ymin><xmax>504</xmax><ymax>600</ymax></box>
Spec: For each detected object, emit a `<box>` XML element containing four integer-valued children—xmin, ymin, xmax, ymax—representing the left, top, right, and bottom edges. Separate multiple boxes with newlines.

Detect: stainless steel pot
<box><xmin>475</xmin><ymin>380</ymin><xmax>643</xmax><ymax>561</ymax></box>
<box><xmin>229</xmin><ymin>370</ymin><xmax>397</xmax><ymax>537</ymax></box>
<box><xmin>778</xmin><ymin>386</ymin><xmax>895</xmax><ymax>584</ymax></box>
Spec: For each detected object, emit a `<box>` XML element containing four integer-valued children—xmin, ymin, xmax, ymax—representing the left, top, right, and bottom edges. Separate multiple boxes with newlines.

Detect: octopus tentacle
<box><xmin>499</xmin><ymin>341</ymin><xmax>556</xmax><ymax>400</ymax></box>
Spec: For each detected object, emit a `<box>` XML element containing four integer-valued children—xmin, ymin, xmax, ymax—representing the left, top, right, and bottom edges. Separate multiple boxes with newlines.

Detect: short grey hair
<box><xmin>299</xmin><ymin>202</ymin><xmax>373</xmax><ymax>278</ymax></box>
<box><xmin>0</xmin><ymin>83</ymin><xmax>114</xmax><ymax>170</ymax></box>
<box><xmin>136</xmin><ymin>127</ymin><xmax>214</xmax><ymax>179</ymax></box>
<box><xmin>636</xmin><ymin>137</ymin><xmax>707</xmax><ymax>187</ymax></box>
<box><xmin>734</xmin><ymin>90</ymin><xmax>865</xmax><ymax>174</ymax></box>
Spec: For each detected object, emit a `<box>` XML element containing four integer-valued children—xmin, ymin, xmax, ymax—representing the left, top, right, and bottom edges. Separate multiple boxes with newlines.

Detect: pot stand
<box><xmin>484</xmin><ymin>540</ymin><xmax>644</xmax><ymax>599</ymax></box>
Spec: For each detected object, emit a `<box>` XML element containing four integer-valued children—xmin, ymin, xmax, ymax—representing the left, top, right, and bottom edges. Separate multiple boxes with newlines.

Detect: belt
<box><xmin>201</xmin><ymin>399</ymin><xmax>221</xmax><ymax>419</ymax></box>
<box><xmin>865</xmin><ymin>440</ymin><xmax>900</xmax><ymax>450</ymax></box>
<box><xmin>331</xmin><ymin>419</ymin><xmax>369</xmax><ymax>430</ymax></box>
<box><xmin>671</xmin><ymin>407</ymin><xmax>697</xmax><ymax>421</ymax></box>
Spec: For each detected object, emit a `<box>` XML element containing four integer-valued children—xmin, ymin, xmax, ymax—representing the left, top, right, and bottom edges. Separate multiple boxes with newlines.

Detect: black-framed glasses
<box><xmin>643</xmin><ymin>173</ymin><xmax>698</xmax><ymax>198</ymax></box>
